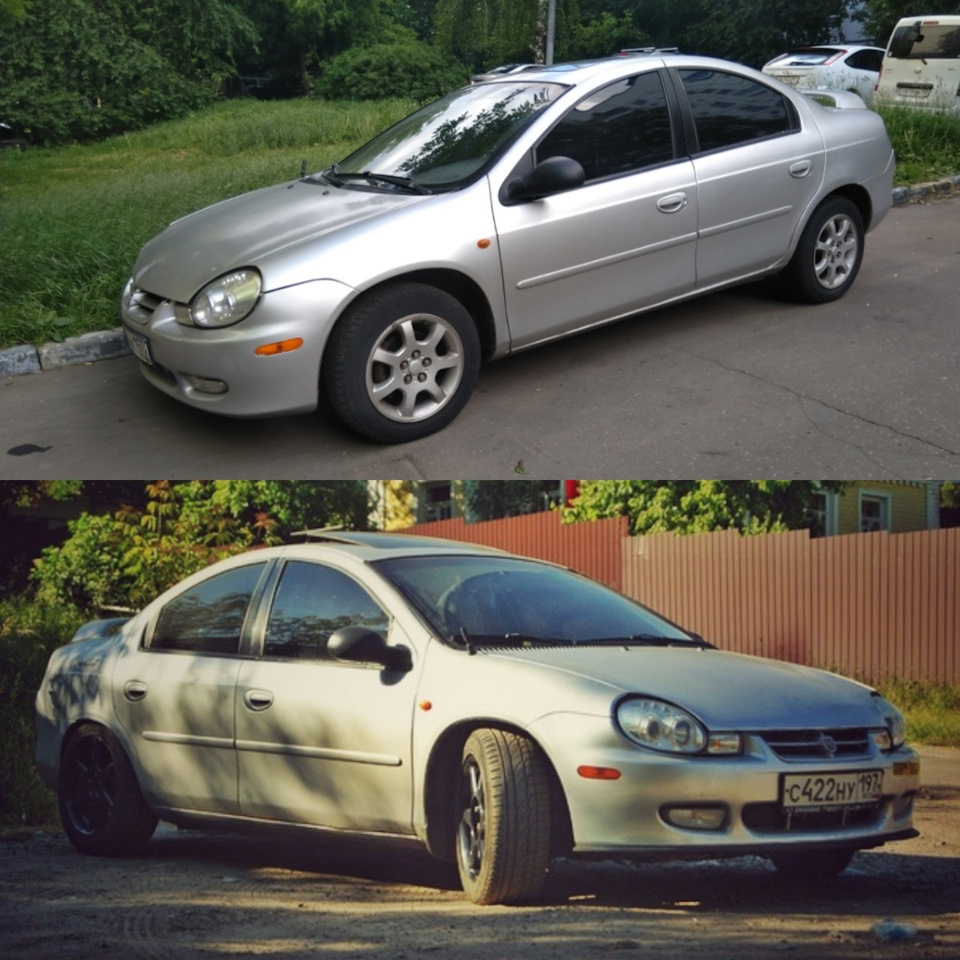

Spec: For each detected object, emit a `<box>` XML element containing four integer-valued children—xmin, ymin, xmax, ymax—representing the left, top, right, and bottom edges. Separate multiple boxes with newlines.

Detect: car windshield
<box><xmin>374</xmin><ymin>554</ymin><xmax>700</xmax><ymax>648</ymax></box>
<box><xmin>325</xmin><ymin>81</ymin><xmax>567</xmax><ymax>191</ymax></box>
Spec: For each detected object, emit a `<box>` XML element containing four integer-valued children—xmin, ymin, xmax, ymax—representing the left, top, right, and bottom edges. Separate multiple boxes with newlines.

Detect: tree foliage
<box><xmin>854</xmin><ymin>0</ymin><xmax>960</xmax><ymax>45</ymax></box>
<box><xmin>462</xmin><ymin>481</ymin><xmax>560</xmax><ymax>522</ymax></box>
<box><xmin>0</xmin><ymin>0</ymin><xmax>256</xmax><ymax>143</ymax></box>
<box><xmin>562</xmin><ymin>481</ymin><xmax>844</xmax><ymax>536</ymax></box>
<box><xmin>30</xmin><ymin>481</ymin><xmax>372</xmax><ymax>613</ymax></box>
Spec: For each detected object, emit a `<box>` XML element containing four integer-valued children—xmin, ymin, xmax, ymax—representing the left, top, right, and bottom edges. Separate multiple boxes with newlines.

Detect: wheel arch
<box><xmin>822</xmin><ymin>184</ymin><xmax>873</xmax><ymax>231</ymax></box>
<box><xmin>340</xmin><ymin>268</ymin><xmax>500</xmax><ymax>359</ymax></box>
<box><xmin>422</xmin><ymin>719</ymin><xmax>574</xmax><ymax>862</ymax></box>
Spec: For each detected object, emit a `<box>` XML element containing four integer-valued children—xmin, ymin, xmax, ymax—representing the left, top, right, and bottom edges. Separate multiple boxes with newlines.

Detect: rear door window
<box><xmin>678</xmin><ymin>69</ymin><xmax>796</xmax><ymax>153</ymax></box>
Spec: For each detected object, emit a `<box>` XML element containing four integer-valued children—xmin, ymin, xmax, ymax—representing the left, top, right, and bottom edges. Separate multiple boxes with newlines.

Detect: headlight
<box><xmin>189</xmin><ymin>269</ymin><xmax>262</xmax><ymax>328</ymax></box>
<box><xmin>872</xmin><ymin>694</ymin><xmax>907</xmax><ymax>750</ymax></box>
<box><xmin>617</xmin><ymin>697</ymin><xmax>708</xmax><ymax>754</ymax></box>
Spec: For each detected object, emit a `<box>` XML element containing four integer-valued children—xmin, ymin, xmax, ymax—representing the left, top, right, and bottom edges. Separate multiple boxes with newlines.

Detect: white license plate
<box><xmin>781</xmin><ymin>769</ymin><xmax>883</xmax><ymax>811</ymax></box>
<box><xmin>125</xmin><ymin>328</ymin><xmax>153</xmax><ymax>366</ymax></box>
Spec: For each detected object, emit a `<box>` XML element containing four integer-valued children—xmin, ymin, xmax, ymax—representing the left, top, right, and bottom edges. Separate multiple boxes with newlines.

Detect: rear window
<box><xmin>769</xmin><ymin>48</ymin><xmax>840</xmax><ymax>66</ymax></box>
<box><xmin>888</xmin><ymin>22</ymin><xmax>960</xmax><ymax>59</ymax></box>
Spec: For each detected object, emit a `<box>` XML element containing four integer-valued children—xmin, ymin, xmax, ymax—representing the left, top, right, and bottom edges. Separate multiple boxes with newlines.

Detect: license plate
<box><xmin>781</xmin><ymin>769</ymin><xmax>883</xmax><ymax>811</ymax></box>
<box><xmin>771</xmin><ymin>74</ymin><xmax>800</xmax><ymax>85</ymax></box>
<box><xmin>125</xmin><ymin>327</ymin><xmax>153</xmax><ymax>366</ymax></box>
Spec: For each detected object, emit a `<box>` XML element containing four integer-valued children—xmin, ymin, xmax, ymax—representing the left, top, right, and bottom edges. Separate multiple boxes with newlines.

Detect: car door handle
<box><xmin>789</xmin><ymin>160</ymin><xmax>813</xmax><ymax>178</ymax></box>
<box><xmin>243</xmin><ymin>689</ymin><xmax>274</xmax><ymax>712</ymax></box>
<box><xmin>657</xmin><ymin>193</ymin><xmax>688</xmax><ymax>214</ymax></box>
<box><xmin>123</xmin><ymin>680</ymin><xmax>148</xmax><ymax>702</ymax></box>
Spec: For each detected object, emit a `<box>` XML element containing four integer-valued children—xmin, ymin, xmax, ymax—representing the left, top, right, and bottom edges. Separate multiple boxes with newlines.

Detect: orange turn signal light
<box><xmin>255</xmin><ymin>337</ymin><xmax>304</xmax><ymax>357</ymax></box>
<box><xmin>577</xmin><ymin>765</ymin><xmax>622</xmax><ymax>780</ymax></box>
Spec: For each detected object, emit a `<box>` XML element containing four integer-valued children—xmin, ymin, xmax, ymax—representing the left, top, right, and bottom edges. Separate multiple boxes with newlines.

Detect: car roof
<box><xmin>277</xmin><ymin>529</ymin><xmax>510</xmax><ymax>559</ymax></box>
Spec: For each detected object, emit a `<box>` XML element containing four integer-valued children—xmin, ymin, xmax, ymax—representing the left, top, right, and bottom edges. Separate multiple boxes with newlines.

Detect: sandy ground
<box><xmin>2</xmin><ymin>747</ymin><xmax>957</xmax><ymax>960</ymax></box>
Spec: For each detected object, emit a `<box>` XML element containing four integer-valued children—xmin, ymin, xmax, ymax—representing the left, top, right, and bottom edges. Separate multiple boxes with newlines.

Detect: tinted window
<box><xmin>152</xmin><ymin>564</ymin><xmax>265</xmax><ymax>654</ymax></box>
<box><xmin>537</xmin><ymin>71</ymin><xmax>674</xmax><ymax>180</ymax></box>
<box><xmin>376</xmin><ymin>555</ymin><xmax>692</xmax><ymax>645</ymax></box>
<box><xmin>263</xmin><ymin>561</ymin><xmax>390</xmax><ymax>660</ymax></box>
<box><xmin>679</xmin><ymin>69</ymin><xmax>794</xmax><ymax>152</ymax></box>
<box><xmin>846</xmin><ymin>49</ymin><xmax>883</xmax><ymax>71</ymax></box>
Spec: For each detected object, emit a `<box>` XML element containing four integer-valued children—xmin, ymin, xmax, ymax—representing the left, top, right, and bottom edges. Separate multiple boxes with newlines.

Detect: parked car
<box><xmin>36</xmin><ymin>532</ymin><xmax>919</xmax><ymax>905</ymax></box>
<box><xmin>874</xmin><ymin>16</ymin><xmax>960</xmax><ymax>113</ymax></box>
<box><xmin>762</xmin><ymin>45</ymin><xmax>885</xmax><ymax>102</ymax></box>
<box><xmin>120</xmin><ymin>52</ymin><xmax>895</xmax><ymax>443</ymax></box>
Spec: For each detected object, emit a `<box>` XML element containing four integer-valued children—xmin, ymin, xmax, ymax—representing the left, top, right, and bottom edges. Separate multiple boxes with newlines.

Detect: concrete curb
<box><xmin>2</xmin><ymin>178</ymin><xmax>958</xmax><ymax>381</ymax></box>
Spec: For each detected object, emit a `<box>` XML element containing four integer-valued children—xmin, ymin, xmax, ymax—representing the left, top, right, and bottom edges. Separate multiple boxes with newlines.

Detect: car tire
<box><xmin>58</xmin><ymin>723</ymin><xmax>157</xmax><ymax>856</ymax></box>
<box><xmin>770</xmin><ymin>848</ymin><xmax>855</xmax><ymax>878</ymax></box>
<box><xmin>324</xmin><ymin>282</ymin><xmax>481</xmax><ymax>443</ymax></box>
<box><xmin>782</xmin><ymin>196</ymin><xmax>864</xmax><ymax>303</ymax></box>
<box><xmin>456</xmin><ymin>728</ymin><xmax>552</xmax><ymax>905</ymax></box>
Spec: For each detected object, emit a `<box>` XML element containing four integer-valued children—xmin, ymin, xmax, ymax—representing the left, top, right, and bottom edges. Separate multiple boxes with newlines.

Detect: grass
<box><xmin>1</xmin><ymin>97</ymin><xmax>958</xmax><ymax>349</ymax></box>
<box><xmin>0</xmin><ymin>98</ymin><xmax>415</xmax><ymax>348</ymax></box>
<box><xmin>877</xmin><ymin>678</ymin><xmax>960</xmax><ymax>748</ymax></box>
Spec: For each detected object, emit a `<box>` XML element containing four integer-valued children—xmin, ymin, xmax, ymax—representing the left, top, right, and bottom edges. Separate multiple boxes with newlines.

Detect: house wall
<box><xmin>835</xmin><ymin>481</ymin><xmax>931</xmax><ymax>534</ymax></box>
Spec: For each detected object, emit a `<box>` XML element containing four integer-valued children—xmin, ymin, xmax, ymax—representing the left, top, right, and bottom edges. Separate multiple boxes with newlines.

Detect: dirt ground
<box><xmin>2</xmin><ymin>747</ymin><xmax>958</xmax><ymax>960</ymax></box>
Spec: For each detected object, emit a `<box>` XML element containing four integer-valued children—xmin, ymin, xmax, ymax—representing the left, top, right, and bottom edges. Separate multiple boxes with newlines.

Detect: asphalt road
<box><xmin>2</xmin><ymin>199</ymin><xmax>957</xmax><ymax>480</ymax></box>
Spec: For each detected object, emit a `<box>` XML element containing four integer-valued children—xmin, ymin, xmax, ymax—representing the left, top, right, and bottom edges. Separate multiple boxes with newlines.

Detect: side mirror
<box><xmin>328</xmin><ymin>626</ymin><xmax>411</xmax><ymax>672</ymax></box>
<box><xmin>504</xmin><ymin>156</ymin><xmax>586</xmax><ymax>202</ymax></box>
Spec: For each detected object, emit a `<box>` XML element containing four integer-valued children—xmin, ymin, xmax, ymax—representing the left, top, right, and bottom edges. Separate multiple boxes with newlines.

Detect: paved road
<box><xmin>2</xmin><ymin>200</ymin><xmax>957</xmax><ymax>480</ymax></box>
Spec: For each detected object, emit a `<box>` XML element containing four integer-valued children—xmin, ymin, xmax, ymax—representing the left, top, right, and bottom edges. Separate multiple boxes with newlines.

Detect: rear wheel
<box><xmin>324</xmin><ymin>281</ymin><xmax>481</xmax><ymax>443</ymax></box>
<box><xmin>456</xmin><ymin>728</ymin><xmax>552</xmax><ymax>904</ymax></box>
<box><xmin>782</xmin><ymin>197</ymin><xmax>864</xmax><ymax>303</ymax></box>
<box><xmin>59</xmin><ymin>723</ymin><xmax>157</xmax><ymax>856</ymax></box>
<box><xmin>770</xmin><ymin>848</ymin><xmax>855</xmax><ymax>878</ymax></box>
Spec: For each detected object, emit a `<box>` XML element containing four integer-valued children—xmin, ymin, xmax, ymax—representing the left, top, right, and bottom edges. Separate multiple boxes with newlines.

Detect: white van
<box><xmin>875</xmin><ymin>15</ymin><xmax>960</xmax><ymax>112</ymax></box>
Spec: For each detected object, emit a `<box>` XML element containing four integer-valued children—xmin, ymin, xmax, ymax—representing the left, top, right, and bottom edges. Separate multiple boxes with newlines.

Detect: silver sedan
<box><xmin>36</xmin><ymin>533</ymin><xmax>919</xmax><ymax>905</ymax></box>
<box><xmin>120</xmin><ymin>53</ymin><xmax>895</xmax><ymax>443</ymax></box>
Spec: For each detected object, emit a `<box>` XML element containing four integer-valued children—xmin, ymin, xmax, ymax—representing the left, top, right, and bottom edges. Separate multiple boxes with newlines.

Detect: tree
<box><xmin>462</xmin><ymin>481</ymin><xmax>560</xmax><ymax>521</ymax></box>
<box><xmin>854</xmin><ymin>0</ymin><xmax>960</xmax><ymax>45</ymax></box>
<box><xmin>562</xmin><ymin>480</ymin><xmax>845</xmax><ymax>536</ymax></box>
<box><xmin>30</xmin><ymin>481</ymin><xmax>372</xmax><ymax>612</ymax></box>
<box><xmin>0</xmin><ymin>0</ymin><xmax>256</xmax><ymax>143</ymax></box>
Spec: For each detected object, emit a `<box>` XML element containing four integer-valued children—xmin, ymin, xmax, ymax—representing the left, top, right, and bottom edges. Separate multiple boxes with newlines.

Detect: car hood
<box><xmin>489</xmin><ymin>646</ymin><xmax>880</xmax><ymax>729</ymax></box>
<box><xmin>132</xmin><ymin>180</ymin><xmax>427</xmax><ymax>303</ymax></box>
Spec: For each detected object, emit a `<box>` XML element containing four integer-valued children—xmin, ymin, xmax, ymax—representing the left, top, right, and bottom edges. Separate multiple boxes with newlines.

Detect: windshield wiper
<box><xmin>577</xmin><ymin>634</ymin><xmax>713</xmax><ymax>648</ymax></box>
<box><xmin>453</xmin><ymin>630</ymin><xmax>569</xmax><ymax>653</ymax></box>
<box><xmin>319</xmin><ymin>165</ymin><xmax>431</xmax><ymax>194</ymax></box>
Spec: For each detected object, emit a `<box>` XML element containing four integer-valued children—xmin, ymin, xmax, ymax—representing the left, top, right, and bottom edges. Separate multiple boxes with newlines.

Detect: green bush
<box><xmin>0</xmin><ymin>599</ymin><xmax>84</xmax><ymax>825</ymax></box>
<box><xmin>317</xmin><ymin>40</ymin><xmax>469</xmax><ymax>102</ymax></box>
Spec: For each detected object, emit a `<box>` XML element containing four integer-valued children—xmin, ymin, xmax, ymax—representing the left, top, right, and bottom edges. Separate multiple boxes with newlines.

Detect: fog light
<box><xmin>662</xmin><ymin>805</ymin><xmax>727</xmax><ymax>830</ymax></box>
<box><xmin>183</xmin><ymin>375</ymin><xmax>228</xmax><ymax>395</ymax></box>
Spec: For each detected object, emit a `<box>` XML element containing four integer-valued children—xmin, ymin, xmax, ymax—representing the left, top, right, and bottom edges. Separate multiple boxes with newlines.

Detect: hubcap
<box><xmin>64</xmin><ymin>737</ymin><xmax>116</xmax><ymax>836</ymax></box>
<box><xmin>813</xmin><ymin>214</ymin><xmax>858</xmax><ymax>289</ymax></box>
<box><xmin>365</xmin><ymin>313</ymin><xmax>464</xmax><ymax>423</ymax></box>
<box><xmin>458</xmin><ymin>759</ymin><xmax>485</xmax><ymax>881</ymax></box>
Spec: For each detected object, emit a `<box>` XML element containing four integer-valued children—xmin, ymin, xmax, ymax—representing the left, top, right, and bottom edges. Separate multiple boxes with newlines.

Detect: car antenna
<box><xmin>300</xmin><ymin>159</ymin><xmax>307</xmax><ymax>178</ymax></box>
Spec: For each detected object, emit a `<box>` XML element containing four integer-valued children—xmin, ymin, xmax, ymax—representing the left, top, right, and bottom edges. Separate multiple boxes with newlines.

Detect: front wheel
<box><xmin>58</xmin><ymin>723</ymin><xmax>157</xmax><ymax>856</ymax></box>
<box><xmin>323</xmin><ymin>282</ymin><xmax>481</xmax><ymax>443</ymax></box>
<box><xmin>782</xmin><ymin>197</ymin><xmax>865</xmax><ymax>303</ymax></box>
<box><xmin>456</xmin><ymin>728</ymin><xmax>552</xmax><ymax>905</ymax></box>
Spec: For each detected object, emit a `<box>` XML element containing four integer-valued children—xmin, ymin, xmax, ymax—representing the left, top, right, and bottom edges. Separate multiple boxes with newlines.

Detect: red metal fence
<box><xmin>407</xmin><ymin>513</ymin><xmax>959</xmax><ymax>684</ymax></box>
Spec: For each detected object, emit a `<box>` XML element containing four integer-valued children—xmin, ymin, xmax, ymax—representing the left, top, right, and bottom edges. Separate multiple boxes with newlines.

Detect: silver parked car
<box><xmin>120</xmin><ymin>53</ymin><xmax>895</xmax><ymax>443</ymax></box>
<box><xmin>36</xmin><ymin>532</ymin><xmax>919</xmax><ymax>905</ymax></box>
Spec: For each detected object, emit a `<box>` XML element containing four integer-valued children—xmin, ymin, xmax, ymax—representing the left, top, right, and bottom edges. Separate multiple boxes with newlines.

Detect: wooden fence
<box><xmin>407</xmin><ymin>513</ymin><xmax>959</xmax><ymax>684</ymax></box>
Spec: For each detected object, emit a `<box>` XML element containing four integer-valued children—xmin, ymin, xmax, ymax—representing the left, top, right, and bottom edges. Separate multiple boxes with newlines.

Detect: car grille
<box><xmin>124</xmin><ymin>287</ymin><xmax>163</xmax><ymax>325</ymax></box>
<box><xmin>760</xmin><ymin>728</ymin><xmax>872</xmax><ymax>761</ymax></box>
<box><xmin>742</xmin><ymin>802</ymin><xmax>881</xmax><ymax>834</ymax></box>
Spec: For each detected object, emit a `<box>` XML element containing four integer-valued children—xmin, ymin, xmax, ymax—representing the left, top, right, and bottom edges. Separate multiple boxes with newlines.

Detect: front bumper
<box><xmin>531</xmin><ymin>712</ymin><xmax>920</xmax><ymax>858</ymax></box>
<box><xmin>120</xmin><ymin>278</ymin><xmax>355</xmax><ymax>417</ymax></box>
